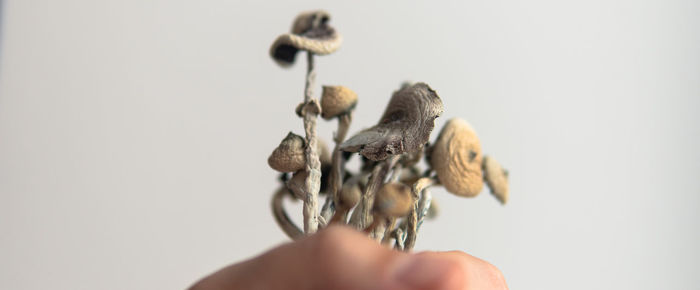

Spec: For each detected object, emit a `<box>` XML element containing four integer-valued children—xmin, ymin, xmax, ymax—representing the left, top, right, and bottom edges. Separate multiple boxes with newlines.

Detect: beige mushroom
<box><xmin>329</xmin><ymin>179</ymin><xmax>362</xmax><ymax>223</ymax></box>
<box><xmin>270</xmin><ymin>10</ymin><xmax>342</xmax><ymax>67</ymax></box>
<box><xmin>268</xmin><ymin>132</ymin><xmax>306</xmax><ymax>173</ymax></box>
<box><xmin>482</xmin><ymin>156</ymin><xmax>510</xmax><ymax>204</ymax></box>
<box><xmin>365</xmin><ymin>182</ymin><xmax>413</xmax><ymax>233</ymax></box>
<box><xmin>429</xmin><ymin>118</ymin><xmax>484</xmax><ymax>197</ymax></box>
<box><xmin>321</xmin><ymin>85</ymin><xmax>358</xmax><ymax>120</ymax></box>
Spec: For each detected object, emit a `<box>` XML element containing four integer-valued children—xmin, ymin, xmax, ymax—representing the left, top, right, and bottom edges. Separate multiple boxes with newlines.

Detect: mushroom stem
<box><xmin>351</xmin><ymin>155</ymin><xmax>400</xmax><ymax>229</ymax></box>
<box><xmin>318</xmin><ymin>195</ymin><xmax>335</xmax><ymax>227</ymax></box>
<box><xmin>393</xmin><ymin>227</ymin><xmax>406</xmax><ymax>250</ymax></box>
<box><xmin>301</xmin><ymin>51</ymin><xmax>322</xmax><ymax>234</ymax></box>
<box><xmin>388</xmin><ymin>161</ymin><xmax>403</xmax><ymax>182</ymax></box>
<box><xmin>271</xmin><ymin>187</ymin><xmax>304</xmax><ymax>240</ymax></box>
<box><xmin>404</xmin><ymin>177</ymin><xmax>435</xmax><ymax>251</ymax></box>
<box><xmin>363</xmin><ymin>216</ymin><xmax>385</xmax><ymax>234</ymax></box>
<box><xmin>329</xmin><ymin>113</ymin><xmax>352</xmax><ymax>221</ymax></box>
<box><xmin>329</xmin><ymin>209</ymin><xmax>346</xmax><ymax>224</ymax></box>
<box><xmin>381</xmin><ymin>217</ymin><xmax>397</xmax><ymax>245</ymax></box>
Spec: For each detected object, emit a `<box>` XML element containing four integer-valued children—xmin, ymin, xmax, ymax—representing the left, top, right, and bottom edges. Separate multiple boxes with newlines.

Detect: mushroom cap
<box><xmin>321</xmin><ymin>86</ymin><xmax>358</xmax><ymax>120</ymax></box>
<box><xmin>429</xmin><ymin>118</ymin><xmax>484</xmax><ymax>197</ymax></box>
<box><xmin>483</xmin><ymin>156</ymin><xmax>510</xmax><ymax>204</ymax></box>
<box><xmin>291</xmin><ymin>10</ymin><xmax>331</xmax><ymax>35</ymax></box>
<box><xmin>268</xmin><ymin>132</ymin><xmax>306</xmax><ymax>173</ymax></box>
<box><xmin>270</xmin><ymin>10</ymin><xmax>342</xmax><ymax>67</ymax></box>
<box><xmin>340</xmin><ymin>83</ymin><xmax>443</xmax><ymax>161</ymax></box>
<box><xmin>338</xmin><ymin>181</ymin><xmax>362</xmax><ymax>210</ymax></box>
<box><xmin>373</xmin><ymin>182</ymin><xmax>413</xmax><ymax>217</ymax></box>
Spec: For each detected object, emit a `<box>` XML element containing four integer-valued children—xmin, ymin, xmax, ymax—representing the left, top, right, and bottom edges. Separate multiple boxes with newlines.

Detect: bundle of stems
<box><xmin>267</xmin><ymin>10</ymin><xmax>510</xmax><ymax>251</ymax></box>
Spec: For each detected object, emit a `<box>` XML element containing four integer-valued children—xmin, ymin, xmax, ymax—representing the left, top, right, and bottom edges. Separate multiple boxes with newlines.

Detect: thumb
<box><xmin>189</xmin><ymin>225</ymin><xmax>507</xmax><ymax>290</ymax></box>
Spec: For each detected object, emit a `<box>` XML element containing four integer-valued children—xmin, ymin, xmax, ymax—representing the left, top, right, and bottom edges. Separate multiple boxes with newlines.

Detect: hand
<box><xmin>189</xmin><ymin>225</ymin><xmax>507</xmax><ymax>290</ymax></box>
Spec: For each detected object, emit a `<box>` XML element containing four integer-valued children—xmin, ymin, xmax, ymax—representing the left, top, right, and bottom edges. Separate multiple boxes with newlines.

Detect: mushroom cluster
<box><xmin>266</xmin><ymin>10</ymin><xmax>510</xmax><ymax>251</ymax></box>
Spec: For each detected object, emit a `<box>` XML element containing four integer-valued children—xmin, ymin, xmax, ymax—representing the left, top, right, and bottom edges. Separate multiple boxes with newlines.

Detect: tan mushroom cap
<box><xmin>321</xmin><ymin>86</ymin><xmax>358</xmax><ymax>120</ymax></box>
<box><xmin>268</xmin><ymin>132</ymin><xmax>306</xmax><ymax>173</ymax></box>
<box><xmin>338</xmin><ymin>181</ymin><xmax>362</xmax><ymax>210</ymax></box>
<box><xmin>270</xmin><ymin>10</ymin><xmax>342</xmax><ymax>67</ymax></box>
<box><xmin>483</xmin><ymin>156</ymin><xmax>510</xmax><ymax>204</ymax></box>
<box><xmin>429</xmin><ymin>118</ymin><xmax>484</xmax><ymax>197</ymax></box>
<box><xmin>373</xmin><ymin>182</ymin><xmax>413</xmax><ymax>218</ymax></box>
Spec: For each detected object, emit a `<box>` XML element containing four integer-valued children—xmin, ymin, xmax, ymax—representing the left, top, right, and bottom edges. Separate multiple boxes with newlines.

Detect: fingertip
<box><xmin>413</xmin><ymin>251</ymin><xmax>508</xmax><ymax>290</ymax></box>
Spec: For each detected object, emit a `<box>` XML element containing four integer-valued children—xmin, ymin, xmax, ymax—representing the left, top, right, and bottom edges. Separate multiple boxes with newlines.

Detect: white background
<box><xmin>1</xmin><ymin>0</ymin><xmax>699</xmax><ymax>289</ymax></box>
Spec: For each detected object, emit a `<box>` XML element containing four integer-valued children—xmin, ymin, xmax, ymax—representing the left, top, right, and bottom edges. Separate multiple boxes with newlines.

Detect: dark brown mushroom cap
<box><xmin>429</xmin><ymin>118</ymin><xmax>484</xmax><ymax>197</ymax></box>
<box><xmin>321</xmin><ymin>86</ymin><xmax>358</xmax><ymax>120</ymax></box>
<box><xmin>373</xmin><ymin>182</ymin><xmax>413</xmax><ymax>217</ymax></box>
<box><xmin>482</xmin><ymin>156</ymin><xmax>510</xmax><ymax>204</ymax></box>
<box><xmin>270</xmin><ymin>10</ymin><xmax>342</xmax><ymax>67</ymax></box>
<box><xmin>268</xmin><ymin>132</ymin><xmax>306</xmax><ymax>172</ymax></box>
<box><xmin>340</xmin><ymin>83</ymin><xmax>443</xmax><ymax>161</ymax></box>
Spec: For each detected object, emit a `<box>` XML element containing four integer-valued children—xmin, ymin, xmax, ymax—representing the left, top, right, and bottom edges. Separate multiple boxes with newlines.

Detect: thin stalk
<box><xmin>271</xmin><ymin>187</ymin><xmax>304</xmax><ymax>240</ymax></box>
<box><xmin>329</xmin><ymin>113</ymin><xmax>352</xmax><ymax>221</ymax></box>
<box><xmin>381</xmin><ymin>217</ymin><xmax>397</xmax><ymax>245</ymax></box>
<box><xmin>404</xmin><ymin>177</ymin><xmax>435</xmax><ymax>251</ymax></box>
<box><xmin>302</xmin><ymin>51</ymin><xmax>321</xmax><ymax>234</ymax></box>
<box><xmin>353</xmin><ymin>155</ymin><xmax>399</xmax><ymax>229</ymax></box>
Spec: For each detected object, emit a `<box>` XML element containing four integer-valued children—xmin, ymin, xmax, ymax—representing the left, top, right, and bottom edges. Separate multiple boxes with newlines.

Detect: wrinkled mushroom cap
<box><xmin>268</xmin><ymin>132</ymin><xmax>306</xmax><ymax>172</ymax></box>
<box><xmin>483</xmin><ymin>156</ymin><xmax>510</xmax><ymax>204</ymax></box>
<box><xmin>429</xmin><ymin>118</ymin><xmax>484</xmax><ymax>197</ymax></box>
<box><xmin>270</xmin><ymin>10</ymin><xmax>342</xmax><ymax>67</ymax></box>
<box><xmin>340</xmin><ymin>83</ymin><xmax>443</xmax><ymax>161</ymax></box>
<box><xmin>321</xmin><ymin>86</ymin><xmax>358</xmax><ymax>120</ymax></box>
<box><xmin>373</xmin><ymin>182</ymin><xmax>413</xmax><ymax>217</ymax></box>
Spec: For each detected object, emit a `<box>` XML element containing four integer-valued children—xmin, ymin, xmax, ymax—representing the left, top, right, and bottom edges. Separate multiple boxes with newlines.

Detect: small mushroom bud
<box><xmin>270</xmin><ymin>10</ymin><xmax>343</xmax><ymax>67</ymax></box>
<box><xmin>339</xmin><ymin>181</ymin><xmax>362</xmax><ymax>210</ymax></box>
<box><xmin>321</xmin><ymin>85</ymin><xmax>358</xmax><ymax>120</ymax></box>
<box><xmin>268</xmin><ymin>132</ymin><xmax>306</xmax><ymax>173</ymax></box>
<box><xmin>482</xmin><ymin>156</ymin><xmax>510</xmax><ymax>204</ymax></box>
<box><xmin>429</xmin><ymin>118</ymin><xmax>484</xmax><ymax>197</ymax></box>
<box><xmin>365</xmin><ymin>182</ymin><xmax>413</xmax><ymax>233</ymax></box>
<box><xmin>268</xmin><ymin>133</ymin><xmax>330</xmax><ymax>174</ymax></box>
<box><xmin>373</xmin><ymin>182</ymin><xmax>413</xmax><ymax>218</ymax></box>
<box><xmin>329</xmin><ymin>178</ymin><xmax>362</xmax><ymax>223</ymax></box>
<box><xmin>341</xmin><ymin>83</ymin><xmax>444</xmax><ymax>161</ymax></box>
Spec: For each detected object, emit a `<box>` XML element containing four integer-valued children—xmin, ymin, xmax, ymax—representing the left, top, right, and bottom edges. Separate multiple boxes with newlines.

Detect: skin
<box><xmin>189</xmin><ymin>226</ymin><xmax>508</xmax><ymax>290</ymax></box>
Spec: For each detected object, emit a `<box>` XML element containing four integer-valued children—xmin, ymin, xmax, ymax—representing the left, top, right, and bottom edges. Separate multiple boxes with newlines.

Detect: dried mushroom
<box><xmin>483</xmin><ymin>156</ymin><xmax>510</xmax><ymax>204</ymax></box>
<box><xmin>264</xmin><ymin>11</ymin><xmax>511</xmax><ymax>251</ymax></box>
<box><xmin>340</xmin><ymin>83</ymin><xmax>444</xmax><ymax>161</ymax></box>
<box><xmin>429</xmin><ymin>118</ymin><xmax>484</xmax><ymax>197</ymax></box>
<box><xmin>270</xmin><ymin>10</ymin><xmax>342</xmax><ymax>67</ymax></box>
<box><xmin>321</xmin><ymin>85</ymin><xmax>358</xmax><ymax>120</ymax></box>
<box><xmin>268</xmin><ymin>132</ymin><xmax>306</xmax><ymax>173</ymax></box>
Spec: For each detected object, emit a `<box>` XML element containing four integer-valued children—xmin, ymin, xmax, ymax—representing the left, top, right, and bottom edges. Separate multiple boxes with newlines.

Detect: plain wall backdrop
<box><xmin>1</xmin><ymin>0</ymin><xmax>699</xmax><ymax>289</ymax></box>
